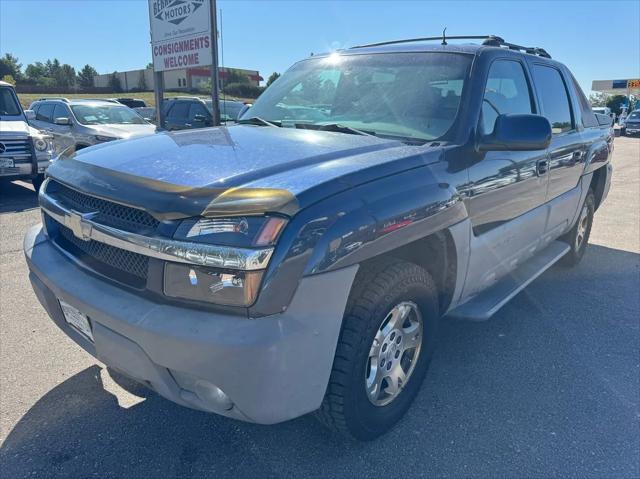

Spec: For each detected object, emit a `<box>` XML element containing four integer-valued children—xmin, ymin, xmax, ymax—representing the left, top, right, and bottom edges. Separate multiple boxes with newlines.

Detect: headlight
<box><xmin>34</xmin><ymin>137</ymin><xmax>49</xmax><ymax>151</ymax></box>
<box><xmin>173</xmin><ymin>216</ymin><xmax>287</xmax><ymax>247</ymax></box>
<box><xmin>95</xmin><ymin>135</ymin><xmax>117</xmax><ymax>142</ymax></box>
<box><xmin>165</xmin><ymin>216</ymin><xmax>287</xmax><ymax>306</ymax></box>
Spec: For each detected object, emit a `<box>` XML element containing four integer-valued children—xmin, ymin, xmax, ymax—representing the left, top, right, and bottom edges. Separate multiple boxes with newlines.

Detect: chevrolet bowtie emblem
<box><xmin>66</xmin><ymin>210</ymin><xmax>98</xmax><ymax>241</ymax></box>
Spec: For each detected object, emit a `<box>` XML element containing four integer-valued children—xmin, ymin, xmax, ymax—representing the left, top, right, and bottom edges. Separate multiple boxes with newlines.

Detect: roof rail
<box><xmin>481</xmin><ymin>36</ymin><xmax>552</xmax><ymax>58</ymax></box>
<box><xmin>350</xmin><ymin>34</ymin><xmax>552</xmax><ymax>59</ymax></box>
<box><xmin>73</xmin><ymin>98</ymin><xmax>120</xmax><ymax>103</ymax></box>
<box><xmin>37</xmin><ymin>97</ymin><xmax>70</xmax><ymax>102</ymax></box>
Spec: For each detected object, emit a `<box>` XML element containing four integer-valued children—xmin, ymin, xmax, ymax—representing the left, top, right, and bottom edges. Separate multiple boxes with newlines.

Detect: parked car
<box><xmin>24</xmin><ymin>35</ymin><xmax>613</xmax><ymax>440</ymax></box>
<box><xmin>133</xmin><ymin>106</ymin><xmax>156</xmax><ymax>122</ymax></box>
<box><xmin>0</xmin><ymin>80</ymin><xmax>54</xmax><ymax>192</ymax></box>
<box><xmin>162</xmin><ymin>97</ymin><xmax>246</xmax><ymax>130</ymax></box>
<box><xmin>622</xmin><ymin>109</ymin><xmax>640</xmax><ymax>136</ymax></box>
<box><xmin>114</xmin><ymin>98</ymin><xmax>147</xmax><ymax>109</ymax></box>
<box><xmin>27</xmin><ymin>98</ymin><xmax>157</xmax><ymax>153</ymax></box>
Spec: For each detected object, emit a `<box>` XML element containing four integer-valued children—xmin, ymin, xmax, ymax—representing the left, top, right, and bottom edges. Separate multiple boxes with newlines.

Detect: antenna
<box><xmin>441</xmin><ymin>27</ymin><xmax>447</xmax><ymax>46</ymax></box>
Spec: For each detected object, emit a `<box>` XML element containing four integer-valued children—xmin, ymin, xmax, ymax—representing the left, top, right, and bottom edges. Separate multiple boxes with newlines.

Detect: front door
<box><xmin>463</xmin><ymin>59</ymin><xmax>549</xmax><ymax>297</ymax></box>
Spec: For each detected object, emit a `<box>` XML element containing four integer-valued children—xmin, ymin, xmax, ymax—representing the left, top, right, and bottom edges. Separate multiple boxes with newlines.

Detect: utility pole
<box><xmin>209</xmin><ymin>0</ymin><xmax>221</xmax><ymax>126</ymax></box>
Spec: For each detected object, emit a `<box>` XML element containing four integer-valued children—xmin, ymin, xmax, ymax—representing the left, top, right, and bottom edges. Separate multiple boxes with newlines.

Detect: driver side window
<box><xmin>481</xmin><ymin>60</ymin><xmax>534</xmax><ymax>135</ymax></box>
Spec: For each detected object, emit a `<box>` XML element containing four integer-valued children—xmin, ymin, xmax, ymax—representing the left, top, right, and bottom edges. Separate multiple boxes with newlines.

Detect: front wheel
<box><xmin>560</xmin><ymin>189</ymin><xmax>595</xmax><ymax>267</ymax></box>
<box><xmin>316</xmin><ymin>260</ymin><xmax>439</xmax><ymax>440</ymax></box>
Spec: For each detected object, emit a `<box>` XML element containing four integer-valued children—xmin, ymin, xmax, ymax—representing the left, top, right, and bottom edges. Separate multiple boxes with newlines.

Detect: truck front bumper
<box><xmin>24</xmin><ymin>225</ymin><xmax>357</xmax><ymax>424</ymax></box>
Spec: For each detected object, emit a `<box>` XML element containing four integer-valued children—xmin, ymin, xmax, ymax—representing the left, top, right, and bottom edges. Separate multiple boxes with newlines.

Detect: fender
<box><xmin>249</xmin><ymin>161</ymin><xmax>469</xmax><ymax>317</ymax></box>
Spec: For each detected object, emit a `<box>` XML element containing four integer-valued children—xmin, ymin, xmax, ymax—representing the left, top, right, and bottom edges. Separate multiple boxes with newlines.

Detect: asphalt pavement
<box><xmin>1</xmin><ymin>137</ymin><xmax>638</xmax><ymax>478</ymax></box>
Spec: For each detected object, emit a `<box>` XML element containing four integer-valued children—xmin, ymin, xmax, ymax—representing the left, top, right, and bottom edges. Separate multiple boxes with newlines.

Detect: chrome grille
<box><xmin>57</xmin><ymin>221</ymin><xmax>149</xmax><ymax>284</ymax></box>
<box><xmin>0</xmin><ymin>138</ymin><xmax>32</xmax><ymax>163</ymax></box>
<box><xmin>48</xmin><ymin>180</ymin><xmax>160</xmax><ymax>233</ymax></box>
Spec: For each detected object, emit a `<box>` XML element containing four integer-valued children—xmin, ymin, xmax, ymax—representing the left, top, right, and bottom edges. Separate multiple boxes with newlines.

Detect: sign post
<box><xmin>209</xmin><ymin>1</ymin><xmax>221</xmax><ymax>126</ymax></box>
<box><xmin>148</xmin><ymin>0</ymin><xmax>220</xmax><ymax>127</ymax></box>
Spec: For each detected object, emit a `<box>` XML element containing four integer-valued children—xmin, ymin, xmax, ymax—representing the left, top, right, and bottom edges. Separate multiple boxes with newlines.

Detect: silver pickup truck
<box><xmin>0</xmin><ymin>81</ymin><xmax>54</xmax><ymax>192</ymax></box>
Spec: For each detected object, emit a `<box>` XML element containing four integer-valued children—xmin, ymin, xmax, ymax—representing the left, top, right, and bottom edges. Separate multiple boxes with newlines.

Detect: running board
<box><xmin>447</xmin><ymin>241</ymin><xmax>570</xmax><ymax>321</ymax></box>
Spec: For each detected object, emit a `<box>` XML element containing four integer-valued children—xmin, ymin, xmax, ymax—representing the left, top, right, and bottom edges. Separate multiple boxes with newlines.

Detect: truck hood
<box><xmin>91</xmin><ymin>123</ymin><xmax>158</xmax><ymax>139</ymax></box>
<box><xmin>47</xmin><ymin>125</ymin><xmax>433</xmax><ymax>219</ymax></box>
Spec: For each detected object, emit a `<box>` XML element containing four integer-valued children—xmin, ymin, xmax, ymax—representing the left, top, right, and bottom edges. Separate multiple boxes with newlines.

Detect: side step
<box><xmin>447</xmin><ymin>240</ymin><xmax>570</xmax><ymax>321</ymax></box>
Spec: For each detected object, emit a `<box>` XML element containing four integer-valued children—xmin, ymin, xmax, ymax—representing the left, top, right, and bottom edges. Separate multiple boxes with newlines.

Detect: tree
<box><xmin>266</xmin><ymin>72</ymin><xmax>280</xmax><ymax>87</ymax></box>
<box><xmin>146</xmin><ymin>62</ymin><xmax>154</xmax><ymax>69</ymax></box>
<box><xmin>0</xmin><ymin>53</ymin><xmax>22</xmax><ymax>81</ymax></box>
<box><xmin>55</xmin><ymin>64</ymin><xmax>76</xmax><ymax>88</ymax></box>
<box><xmin>588</xmin><ymin>92</ymin><xmax>608</xmax><ymax>107</ymax></box>
<box><xmin>605</xmin><ymin>95</ymin><xmax>627</xmax><ymax>115</ymax></box>
<box><xmin>137</xmin><ymin>71</ymin><xmax>148</xmax><ymax>91</ymax></box>
<box><xmin>1</xmin><ymin>74</ymin><xmax>16</xmax><ymax>85</ymax></box>
<box><xmin>25</xmin><ymin>62</ymin><xmax>48</xmax><ymax>82</ymax></box>
<box><xmin>77</xmin><ymin>64</ymin><xmax>98</xmax><ymax>88</ymax></box>
<box><xmin>108</xmin><ymin>72</ymin><xmax>123</xmax><ymax>92</ymax></box>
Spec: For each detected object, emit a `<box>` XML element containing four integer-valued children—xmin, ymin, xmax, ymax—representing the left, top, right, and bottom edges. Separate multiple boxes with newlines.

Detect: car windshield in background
<box><xmin>70</xmin><ymin>104</ymin><xmax>147</xmax><ymax>125</ymax></box>
<box><xmin>628</xmin><ymin>111</ymin><xmax>640</xmax><ymax>120</ymax></box>
<box><xmin>0</xmin><ymin>87</ymin><xmax>22</xmax><ymax>116</ymax></box>
<box><xmin>205</xmin><ymin>100</ymin><xmax>245</xmax><ymax>121</ymax></box>
<box><xmin>246</xmin><ymin>52</ymin><xmax>472</xmax><ymax>142</ymax></box>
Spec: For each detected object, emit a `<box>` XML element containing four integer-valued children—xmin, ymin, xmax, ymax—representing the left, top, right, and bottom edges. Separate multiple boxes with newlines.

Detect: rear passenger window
<box><xmin>532</xmin><ymin>65</ymin><xmax>574</xmax><ymax>134</ymax></box>
<box><xmin>481</xmin><ymin>60</ymin><xmax>533</xmax><ymax>135</ymax></box>
<box><xmin>570</xmin><ymin>73</ymin><xmax>598</xmax><ymax>128</ymax></box>
<box><xmin>36</xmin><ymin>103</ymin><xmax>54</xmax><ymax>122</ymax></box>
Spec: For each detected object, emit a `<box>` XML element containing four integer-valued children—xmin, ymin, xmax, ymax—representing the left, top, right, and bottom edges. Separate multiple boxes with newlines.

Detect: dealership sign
<box><xmin>148</xmin><ymin>0</ymin><xmax>212</xmax><ymax>72</ymax></box>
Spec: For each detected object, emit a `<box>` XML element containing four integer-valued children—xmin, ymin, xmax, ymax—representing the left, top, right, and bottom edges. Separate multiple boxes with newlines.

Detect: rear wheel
<box><xmin>316</xmin><ymin>260</ymin><xmax>439</xmax><ymax>440</ymax></box>
<box><xmin>560</xmin><ymin>189</ymin><xmax>595</xmax><ymax>267</ymax></box>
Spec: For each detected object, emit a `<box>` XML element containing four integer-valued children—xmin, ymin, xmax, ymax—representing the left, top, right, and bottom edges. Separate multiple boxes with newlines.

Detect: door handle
<box><xmin>536</xmin><ymin>159</ymin><xmax>549</xmax><ymax>176</ymax></box>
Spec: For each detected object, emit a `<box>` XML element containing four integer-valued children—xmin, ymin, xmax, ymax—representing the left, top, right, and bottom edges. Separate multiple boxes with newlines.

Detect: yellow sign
<box><xmin>628</xmin><ymin>79</ymin><xmax>640</xmax><ymax>89</ymax></box>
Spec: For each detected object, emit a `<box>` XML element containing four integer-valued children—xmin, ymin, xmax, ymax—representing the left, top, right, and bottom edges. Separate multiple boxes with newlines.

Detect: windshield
<box><xmin>205</xmin><ymin>100</ymin><xmax>245</xmax><ymax>121</ymax></box>
<box><xmin>70</xmin><ymin>104</ymin><xmax>147</xmax><ymax>125</ymax></box>
<box><xmin>628</xmin><ymin>111</ymin><xmax>640</xmax><ymax>120</ymax></box>
<box><xmin>0</xmin><ymin>87</ymin><xmax>23</xmax><ymax>116</ymax></box>
<box><xmin>245</xmin><ymin>52</ymin><xmax>472</xmax><ymax>142</ymax></box>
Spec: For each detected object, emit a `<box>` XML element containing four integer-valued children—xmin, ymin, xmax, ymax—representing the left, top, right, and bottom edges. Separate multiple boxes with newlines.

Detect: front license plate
<box><xmin>0</xmin><ymin>158</ymin><xmax>14</xmax><ymax>168</ymax></box>
<box><xmin>59</xmin><ymin>299</ymin><xmax>94</xmax><ymax>341</ymax></box>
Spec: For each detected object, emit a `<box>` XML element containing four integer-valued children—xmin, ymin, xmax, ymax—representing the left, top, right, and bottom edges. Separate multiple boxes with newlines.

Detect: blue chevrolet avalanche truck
<box><xmin>24</xmin><ymin>36</ymin><xmax>613</xmax><ymax>440</ymax></box>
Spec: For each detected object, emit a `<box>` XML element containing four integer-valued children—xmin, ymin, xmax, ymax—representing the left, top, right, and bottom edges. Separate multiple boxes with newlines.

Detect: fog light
<box><xmin>164</xmin><ymin>263</ymin><xmax>263</xmax><ymax>306</ymax></box>
<box><xmin>195</xmin><ymin>381</ymin><xmax>233</xmax><ymax>411</ymax></box>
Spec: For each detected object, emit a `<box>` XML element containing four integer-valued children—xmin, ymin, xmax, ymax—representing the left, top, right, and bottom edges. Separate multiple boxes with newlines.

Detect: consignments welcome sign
<box><xmin>148</xmin><ymin>0</ymin><xmax>212</xmax><ymax>72</ymax></box>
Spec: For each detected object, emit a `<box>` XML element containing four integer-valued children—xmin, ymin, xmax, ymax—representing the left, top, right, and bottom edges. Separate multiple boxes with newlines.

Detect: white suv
<box><xmin>0</xmin><ymin>81</ymin><xmax>54</xmax><ymax>192</ymax></box>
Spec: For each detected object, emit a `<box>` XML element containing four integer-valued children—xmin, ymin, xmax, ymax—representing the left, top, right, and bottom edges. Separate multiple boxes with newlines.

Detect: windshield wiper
<box><xmin>294</xmin><ymin>122</ymin><xmax>375</xmax><ymax>137</ymax></box>
<box><xmin>237</xmin><ymin>117</ymin><xmax>281</xmax><ymax>127</ymax></box>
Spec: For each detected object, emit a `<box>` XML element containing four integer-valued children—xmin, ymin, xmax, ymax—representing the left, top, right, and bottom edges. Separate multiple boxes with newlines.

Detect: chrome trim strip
<box><xmin>39</xmin><ymin>179</ymin><xmax>273</xmax><ymax>271</ymax></box>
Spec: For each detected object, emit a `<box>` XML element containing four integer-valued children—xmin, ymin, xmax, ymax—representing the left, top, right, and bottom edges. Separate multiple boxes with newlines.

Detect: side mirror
<box><xmin>478</xmin><ymin>114</ymin><xmax>551</xmax><ymax>151</ymax></box>
<box><xmin>24</xmin><ymin>110</ymin><xmax>36</xmax><ymax>121</ymax></box>
<box><xmin>54</xmin><ymin>117</ymin><xmax>71</xmax><ymax>126</ymax></box>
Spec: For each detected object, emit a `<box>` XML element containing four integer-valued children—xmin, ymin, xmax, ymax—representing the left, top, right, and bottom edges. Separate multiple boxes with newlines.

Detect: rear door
<box><xmin>31</xmin><ymin>102</ymin><xmax>55</xmax><ymax>132</ymax></box>
<box><xmin>530</xmin><ymin>64</ymin><xmax>585</xmax><ymax>202</ymax></box>
<box><xmin>164</xmin><ymin>101</ymin><xmax>190</xmax><ymax>130</ymax></box>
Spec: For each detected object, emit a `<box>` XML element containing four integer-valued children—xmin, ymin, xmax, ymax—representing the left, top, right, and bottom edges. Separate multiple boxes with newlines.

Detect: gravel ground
<box><xmin>1</xmin><ymin>137</ymin><xmax>638</xmax><ymax>478</ymax></box>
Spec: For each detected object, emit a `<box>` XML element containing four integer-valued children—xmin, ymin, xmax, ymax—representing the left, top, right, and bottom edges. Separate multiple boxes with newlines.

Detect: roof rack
<box><xmin>350</xmin><ymin>33</ymin><xmax>551</xmax><ymax>58</ymax></box>
<box><xmin>37</xmin><ymin>97</ymin><xmax>69</xmax><ymax>102</ymax></box>
<box><xmin>72</xmin><ymin>98</ymin><xmax>121</xmax><ymax>103</ymax></box>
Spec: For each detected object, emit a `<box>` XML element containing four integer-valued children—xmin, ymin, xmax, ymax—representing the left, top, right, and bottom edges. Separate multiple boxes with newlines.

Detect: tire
<box><xmin>31</xmin><ymin>174</ymin><xmax>45</xmax><ymax>193</ymax></box>
<box><xmin>560</xmin><ymin>189</ymin><xmax>595</xmax><ymax>267</ymax></box>
<box><xmin>316</xmin><ymin>259</ymin><xmax>439</xmax><ymax>440</ymax></box>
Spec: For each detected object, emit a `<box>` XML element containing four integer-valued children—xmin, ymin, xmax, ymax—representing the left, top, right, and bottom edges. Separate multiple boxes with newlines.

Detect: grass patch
<box><xmin>17</xmin><ymin>92</ymin><xmax>250</xmax><ymax>109</ymax></box>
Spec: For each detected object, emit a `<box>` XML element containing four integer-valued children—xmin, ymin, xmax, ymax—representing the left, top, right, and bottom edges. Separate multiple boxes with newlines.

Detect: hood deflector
<box><xmin>48</xmin><ymin>157</ymin><xmax>299</xmax><ymax>220</ymax></box>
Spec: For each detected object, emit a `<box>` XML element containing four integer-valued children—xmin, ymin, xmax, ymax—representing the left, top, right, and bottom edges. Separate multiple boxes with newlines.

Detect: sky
<box><xmin>1</xmin><ymin>0</ymin><xmax>639</xmax><ymax>95</ymax></box>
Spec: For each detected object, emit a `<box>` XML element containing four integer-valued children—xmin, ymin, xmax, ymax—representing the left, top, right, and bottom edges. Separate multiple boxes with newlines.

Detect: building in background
<box><xmin>94</xmin><ymin>67</ymin><xmax>262</xmax><ymax>92</ymax></box>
